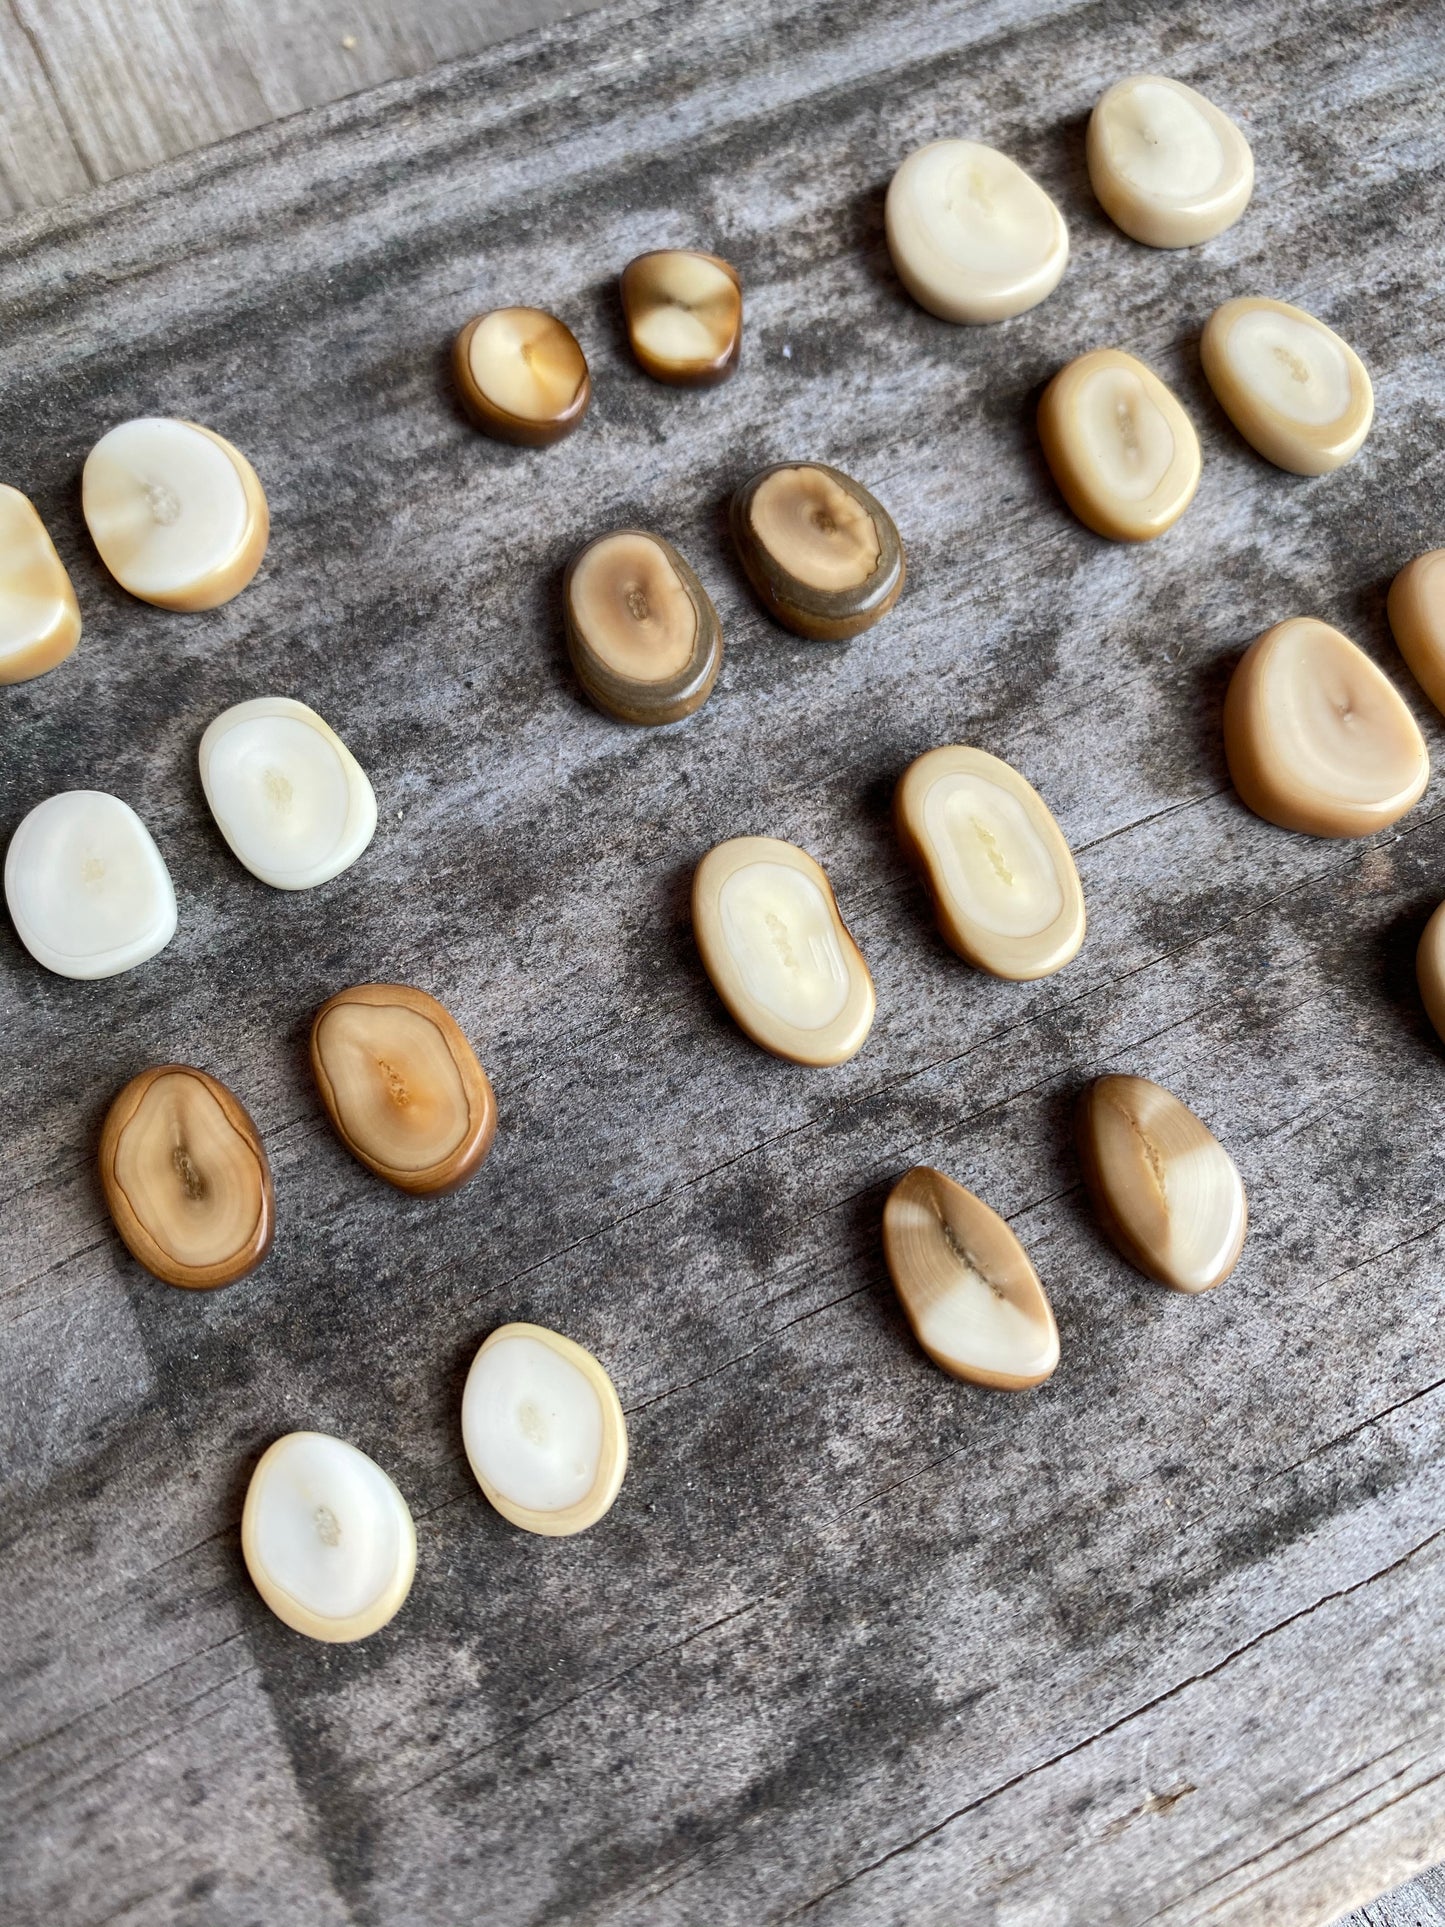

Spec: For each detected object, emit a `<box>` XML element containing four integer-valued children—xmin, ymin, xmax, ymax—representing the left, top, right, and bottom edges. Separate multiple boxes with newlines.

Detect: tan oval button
<box><xmin>0</xmin><ymin>486</ymin><xmax>81</xmax><ymax>685</ymax></box>
<box><xmin>1224</xmin><ymin>617</ymin><xmax>1428</xmax><ymax>838</ymax></box>
<box><xmin>692</xmin><ymin>835</ymin><xmax>875</xmax><ymax>1066</ymax></box>
<box><xmin>564</xmin><ymin>529</ymin><xmax>722</xmax><ymax>725</ymax></box>
<box><xmin>731</xmin><ymin>463</ymin><xmax>904</xmax><ymax>642</ymax></box>
<box><xmin>1087</xmin><ymin>75</ymin><xmax>1253</xmax><ymax>248</ymax></box>
<box><xmin>1388</xmin><ymin>549</ymin><xmax>1445</xmax><ymax>719</ymax></box>
<box><xmin>1201</xmin><ymin>297</ymin><xmax>1372</xmax><ymax>475</ymax></box>
<box><xmin>311</xmin><ymin>983</ymin><xmax>498</xmax><ymax>1195</ymax></box>
<box><xmin>99</xmin><ymin>1065</ymin><xmax>275</xmax><ymax>1290</ymax></box>
<box><xmin>1038</xmin><ymin>350</ymin><xmax>1200</xmax><ymax>541</ymax></box>
<box><xmin>1077</xmin><ymin>1074</ymin><xmax>1246</xmax><ymax>1293</ymax></box>
<box><xmin>883</xmin><ymin>1165</ymin><xmax>1059</xmax><ymax>1389</ymax></box>
<box><xmin>620</xmin><ymin>250</ymin><xmax>741</xmax><ymax>386</ymax></box>
<box><xmin>1417</xmin><ymin>900</ymin><xmax>1445</xmax><ymax>1046</ymax></box>
<box><xmin>894</xmin><ymin>745</ymin><xmax>1084</xmax><ymax>980</ymax></box>
<box><xmin>452</xmin><ymin>306</ymin><xmax>590</xmax><ymax>446</ymax></box>
<box><xmin>885</xmin><ymin>139</ymin><xmax>1068</xmax><ymax>323</ymax></box>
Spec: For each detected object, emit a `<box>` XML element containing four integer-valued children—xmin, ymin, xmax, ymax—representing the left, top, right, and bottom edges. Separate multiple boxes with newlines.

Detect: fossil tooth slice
<box><xmin>99</xmin><ymin>1064</ymin><xmax>274</xmax><ymax>1289</ymax></box>
<box><xmin>242</xmin><ymin>1431</ymin><xmax>417</xmax><ymax>1642</ymax></box>
<box><xmin>883</xmin><ymin>1165</ymin><xmax>1059</xmax><ymax>1388</ymax></box>
<box><xmin>5</xmin><ymin>789</ymin><xmax>177</xmax><ymax>979</ymax></box>
<box><xmin>563</xmin><ymin>528</ymin><xmax>722</xmax><ymax>724</ymax></box>
<box><xmin>894</xmin><ymin>745</ymin><xmax>1084</xmax><ymax>980</ymax></box>
<box><xmin>1038</xmin><ymin>348</ymin><xmax>1200</xmax><ymax>541</ymax></box>
<box><xmin>311</xmin><ymin>982</ymin><xmax>498</xmax><ymax>1195</ymax></box>
<box><xmin>730</xmin><ymin>463</ymin><xmax>905</xmax><ymax>641</ymax></box>
<box><xmin>462</xmin><ymin>1323</ymin><xmax>627</xmax><ymax>1537</ymax></box>
<box><xmin>199</xmin><ymin>695</ymin><xmax>376</xmax><ymax>890</ymax></box>
<box><xmin>453</xmin><ymin>306</ymin><xmax>591</xmax><ymax>445</ymax></box>
<box><xmin>0</xmin><ymin>486</ymin><xmax>81</xmax><ymax>685</ymax></box>
<box><xmin>1223</xmin><ymin>617</ymin><xmax>1428</xmax><ymax>837</ymax></box>
<box><xmin>693</xmin><ymin>835</ymin><xmax>876</xmax><ymax>1065</ymax></box>
<box><xmin>885</xmin><ymin>139</ymin><xmax>1069</xmax><ymax>323</ymax></box>
<box><xmin>1077</xmin><ymin>1074</ymin><xmax>1246</xmax><ymax>1293</ymax></box>
<box><xmin>620</xmin><ymin>250</ymin><xmax>742</xmax><ymax>385</ymax></box>
<box><xmin>1417</xmin><ymin>900</ymin><xmax>1445</xmax><ymax>1046</ymax></box>
<box><xmin>82</xmin><ymin>417</ymin><xmax>268</xmax><ymax>611</ymax></box>
<box><xmin>1201</xmin><ymin>297</ymin><xmax>1373</xmax><ymax>475</ymax></box>
<box><xmin>1087</xmin><ymin>75</ymin><xmax>1253</xmax><ymax>248</ymax></box>
<box><xmin>1388</xmin><ymin>549</ymin><xmax>1445</xmax><ymax>719</ymax></box>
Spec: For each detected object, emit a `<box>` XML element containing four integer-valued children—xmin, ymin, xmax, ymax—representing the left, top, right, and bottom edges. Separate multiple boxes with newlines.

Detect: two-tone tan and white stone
<box><xmin>82</xmin><ymin>417</ymin><xmax>268</xmax><ymax>610</ymax></box>
<box><xmin>0</xmin><ymin>486</ymin><xmax>81</xmax><ymax>685</ymax></box>
<box><xmin>1223</xmin><ymin>618</ymin><xmax>1428</xmax><ymax>838</ymax></box>
<box><xmin>453</xmin><ymin>307</ymin><xmax>591</xmax><ymax>444</ymax></box>
<box><xmin>462</xmin><ymin>1324</ymin><xmax>628</xmax><ymax>1537</ymax></box>
<box><xmin>1038</xmin><ymin>349</ymin><xmax>1201</xmax><ymax>541</ymax></box>
<box><xmin>882</xmin><ymin>1165</ymin><xmax>1059</xmax><ymax>1389</ymax></box>
<box><xmin>692</xmin><ymin>835</ymin><xmax>876</xmax><ymax>1066</ymax></box>
<box><xmin>5</xmin><ymin>789</ymin><xmax>177</xmax><ymax>979</ymax></box>
<box><xmin>1201</xmin><ymin>298</ymin><xmax>1373</xmax><ymax>474</ymax></box>
<box><xmin>620</xmin><ymin>251</ymin><xmax>742</xmax><ymax>385</ymax></box>
<box><xmin>199</xmin><ymin>696</ymin><xmax>376</xmax><ymax>889</ymax></box>
<box><xmin>885</xmin><ymin>139</ymin><xmax>1068</xmax><ymax>323</ymax></box>
<box><xmin>1087</xmin><ymin>75</ymin><xmax>1253</xmax><ymax>248</ymax></box>
<box><xmin>730</xmin><ymin>463</ymin><xmax>905</xmax><ymax>641</ymax></box>
<box><xmin>1388</xmin><ymin>549</ymin><xmax>1445</xmax><ymax>719</ymax></box>
<box><xmin>242</xmin><ymin>1431</ymin><xmax>417</xmax><ymax>1642</ymax></box>
<box><xmin>894</xmin><ymin>745</ymin><xmax>1084</xmax><ymax>979</ymax></box>
<box><xmin>1078</xmin><ymin>1074</ymin><xmax>1246</xmax><ymax>1293</ymax></box>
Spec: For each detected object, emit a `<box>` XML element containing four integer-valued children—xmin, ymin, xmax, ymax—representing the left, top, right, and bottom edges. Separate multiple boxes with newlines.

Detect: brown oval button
<box><xmin>730</xmin><ymin>462</ymin><xmax>905</xmax><ymax>640</ymax></box>
<box><xmin>311</xmin><ymin>983</ymin><xmax>497</xmax><ymax>1195</ymax></box>
<box><xmin>620</xmin><ymin>250</ymin><xmax>742</xmax><ymax>386</ymax></box>
<box><xmin>99</xmin><ymin>1065</ymin><xmax>274</xmax><ymax>1289</ymax></box>
<box><xmin>452</xmin><ymin>307</ymin><xmax>590</xmax><ymax>446</ymax></box>
<box><xmin>563</xmin><ymin>529</ymin><xmax>722</xmax><ymax>725</ymax></box>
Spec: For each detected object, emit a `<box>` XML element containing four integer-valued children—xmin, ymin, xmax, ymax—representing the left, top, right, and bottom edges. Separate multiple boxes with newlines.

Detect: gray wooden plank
<box><xmin>0</xmin><ymin>6</ymin><xmax>94</xmax><ymax>216</ymax></box>
<box><xmin>1</xmin><ymin>0</ymin><xmax>1444</xmax><ymax>1923</ymax></box>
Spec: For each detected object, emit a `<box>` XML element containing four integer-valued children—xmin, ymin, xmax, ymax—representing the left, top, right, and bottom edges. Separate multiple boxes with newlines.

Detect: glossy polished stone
<box><xmin>620</xmin><ymin>250</ymin><xmax>742</xmax><ymax>385</ymax></box>
<box><xmin>1417</xmin><ymin>899</ymin><xmax>1445</xmax><ymax>1047</ymax></box>
<box><xmin>730</xmin><ymin>463</ymin><xmax>904</xmax><ymax>641</ymax></box>
<box><xmin>1077</xmin><ymin>1073</ymin><xmax>1246</xmax><ymax>1293</ymax></box>
<box><xmin>82</xmin><ymin>417</ymin><xmax>268</xmax><ymax>610</ymax></box>
<box><xmin>311</xmin><ymin>982</ymin><xmax>498</xmax><ymax>1195</ymax></box>
<box><xmin>0</xmin><ymin>485</ymin><xmax>81</xmax><ymax>685</ymax></box>
<box><xmin>199</xmin><ymin>695</ymin><xmax>376</xmax><ymax>890</ymax></box>
<box><xmin>564</xmin><ymin>529</ymin><xmax>722</xmax><ymax>724</ymax></box>
<box><xmin>882</xmin><ymin>1165</ymin><xmax>1059</xmax><ymax>1389</ymax></box>
<box><xmin>692</xmin><ymin>834</ymin><xmax>876</xmax><ymax>1066</ymax></box>
<box><xmin>99</xmin><ymin>1064</ymin><xmax>274</xmax><ymax>1290</ymax></box>
<box><xmin>1201</xmin><ymin>297</ymin><xmax>1373</xmax><ymax>475</ymax></box>
<box><xmin>462</xmin><ymin>1323</ymin><xmax>628</xmax><ymax>1537</ymax></box>
<box><xmin>453</xmin><ymin>306</ymin><xmax>590</xmax><ymax>445</ymax></box>
<box><xmin>1038</xmin><ymin>348</ymin><xmax>1201</xmax><ymax>541</ymax></box>
<box><xmin>894</xmin><ymin>744</ymin><xmax>1084</xmax><ymax>980</ymax></box>
<box><xmin>242</xmin><ymin>1431</ymin><xmax>417</xmax><ymax>1642</ymax></box>
<box><xmin>5</xmin><ymin>789</ymin><xmax>177</xmax><ymax>979</ymax></box>
<box><xmin>1087</xmin><ymin>75</ymin><xmax>1253</xmax><ymax>248</ymax></box>
<box><xmin>1224</xmin><ymin>618</ymin><xmax>1428</xmax><ymax>837</ymax></box>
<box><xmin>885</xmin><ymin>138</ymin><xmax>1068</xmax><ymax>323</ymax></box>
<box><xmin>1388</xmin><ymin>549</ymin><xmax>1445</xmax><ymax>718</ymax></box>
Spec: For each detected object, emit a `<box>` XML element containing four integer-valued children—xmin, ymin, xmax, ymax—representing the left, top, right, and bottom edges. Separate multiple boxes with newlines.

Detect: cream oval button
<box><xmin>241</xmin><ymin>1431</ymin><xmax>416</xmax><ymax>1642</ymax></box>
<box><xmin>5</xmin><ymin>789</ymin><xmax>177</xmax><ymax>979</ymax></box>
<box><xmin>1223</xmin><ymin>617</ymin><xmax>1428</xmax><ymax>838</ymax></box>
<box><xmin>0</xmin><ymin>486</ymin><xmax>81</xmax><ymax>685</ymax></box>
<box><xmin>1087</xmin><ymin>74</ymin><xmax>1253</xmax><ymax>247</ymax></box>
<box><xmin>1038</xmin><ymin>348</ymin><xmax>1200</xmax><ymax>541</ymax></box>
<box><xmin>1202</xmin><ymin>297</ymin><xmax>1373</xmax><ymax>475</ymax></box>
<box><xmin>1389</xmin><ymin>549</ymin><xmax>1445</xmax><ymax>718</ymax></box>
<box><xmin>894</xmin><ymin>745</ymin><xmax>1084</xmax><ymax>980</ymax></box>
<box><xmin>885</xmin><ymin>139</ymin><xmax>1068</xmax><ymax>323</ymax></box>
<box><xmin>692</xmin><ymin>835</ymin><xmax>876</xmax><ymax>1065</ymax></box>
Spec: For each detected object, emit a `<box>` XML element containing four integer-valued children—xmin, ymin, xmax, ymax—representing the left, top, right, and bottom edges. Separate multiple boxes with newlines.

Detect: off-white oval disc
<box><xmin>4</xmin><ymin>789</ymin><xmax>177</xmax><ymax>979</ymax></box>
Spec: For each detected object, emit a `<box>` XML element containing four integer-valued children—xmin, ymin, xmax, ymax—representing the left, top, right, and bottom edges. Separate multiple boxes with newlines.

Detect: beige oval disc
<box><xmin>0</xmin><ymin>485</ymin><xmax>81</xmax><ymax>685</ymax></box>
<box><xmin>1201</xmin><ymin>297</ymin><xmax>1372</xmax><ymax>475</ymax></box>
<box><xmin>1388</xmin><ymin>549</ymin><xmax>1445</xmax><ymax>719</ymax></box>
<box><xmin>1087</xmin><ymin>75</ymin><xmax>1253</xmax><ymax>248</ymax></box>
<box><xmin>1223</xmin><ymin>617</ymin><xmax>1428</xmax><ymax>837</ymax></box>
<box><xmin>1038</xmin><ymin>349</ymin><xmax>1200</xmax><ymax>541</ymax></box>
<box><xmin>883</xmin><ymin>1165</ymin><xmax>1059</xmax><ymax>1388</ymax></box>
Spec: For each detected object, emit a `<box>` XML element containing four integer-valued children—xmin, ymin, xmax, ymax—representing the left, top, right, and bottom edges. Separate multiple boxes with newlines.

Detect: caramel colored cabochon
<box><xmin>885</xmin><ymin>139</ymin><xmax>1068</xmax><ymax>323</ymax></box>
<box><xmin>883</xmin><ymin>1165</ymin><xmax>1059</xmax><ymax>1388</ymax></box>
<box><xmin>1389</xmin><ymin>549</ymin><xmax>1445</xmax><ymax>720</ymax></box>
<box><xmin>1079</xmin><ymin>1074</ymin><xmax>1246</xmax><ymax>1293</ymax></box>
<box><xmin>1224</xmin><ymin>618</ymin><xmax>1428</xmax><ymax>838</ymax></box>
<box><xmin>1087</xmin><ymin>75</ymin><xmax>1253</xmax><ymax>247</ymax></box>
<box><xmin>748</xmin><ymin>467</ymin><xmax>880</xmax><ymax>591</ymax></box>
<box><xmin>466</xmin><ymin>307</ymin><xmax>588</xmax><ymax>423</ymax></box>
<box><xmin>1038</xmin><ymin>349</ymin><xmax>1200</xmax><ymax>541</ymax></box>
<box><xmin>621</xmin><ymin>250</ymin><xmax>741</xmax><ymax>383</ymax></box>
<box><xmin>1201</xmin><ymin>297</ymin><xmax>1372</xmax><ymax>475</ymax></box>
<box><xmin>0</xmin><ymin>485</ymin><xmax>81</xmax><ymax>686</ymax></box>
<box><xmin>569</xmin><ymin>531</ymin><xmax>697</xmax><ymax>683</ymax></box>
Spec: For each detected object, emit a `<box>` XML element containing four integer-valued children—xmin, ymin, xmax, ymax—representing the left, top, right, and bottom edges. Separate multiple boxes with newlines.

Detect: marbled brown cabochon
<box><xmin>453</xmin><ymin>307</ymin><xmax>590</xmax><ymax>445</ymax></box>
<box><xmin>619</xmin><ymin>249</ymin><xmax>742</xmax><ymax>385</ymax></box>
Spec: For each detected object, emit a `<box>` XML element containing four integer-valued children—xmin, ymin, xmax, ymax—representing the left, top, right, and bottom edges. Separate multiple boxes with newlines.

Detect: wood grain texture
<box><xmin>1</xmin><ymin>1</ymin><xmax>1444</xmax><ymax>1924</ymax></box>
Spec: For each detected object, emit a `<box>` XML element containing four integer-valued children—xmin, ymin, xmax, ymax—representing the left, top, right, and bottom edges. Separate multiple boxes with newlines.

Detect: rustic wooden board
<box><xmin>2</xmin><ymin>1</ymin><xmax>1444</xmax><ymax>1922</ymax></box>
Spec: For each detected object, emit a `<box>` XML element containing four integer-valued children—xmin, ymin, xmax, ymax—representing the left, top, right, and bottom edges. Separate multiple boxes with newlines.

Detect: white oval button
<box><xmin>1087</xmin><ymin>75</ymin><xmax>1253</xmax><ymax>248</ymax></box>
<box><xmin>885</xmin><ymin>139</ymin><xmax>1068</xmax><ymax>323</ymax></box>
<box><xmin>5</xmin><ymin>790</ymin><xmax>177</xmax><ymax>979</ymax></box>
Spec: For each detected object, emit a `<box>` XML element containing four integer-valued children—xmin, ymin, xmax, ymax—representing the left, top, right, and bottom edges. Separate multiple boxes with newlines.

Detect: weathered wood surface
<box><xmin>2</xmin><ymin>1</ymin><xmax>1445</xmax><ymax>1923</ymax></box>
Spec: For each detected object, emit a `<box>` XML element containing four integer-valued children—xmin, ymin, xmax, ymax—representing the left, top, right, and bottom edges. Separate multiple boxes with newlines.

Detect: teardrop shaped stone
<box><xmin>1038</xmin><ymin>349</ymin><xmax>1200</xmax><ymax>541</ymax></box>
<box><xmin>1077</xmin><ymin>1074</ymin><xmax>1246</xmax><ymax>1293</ymax></box>
<box><xmin>564</xmin><ymin>529</ymin><xmax>722</xmax><ymax>724</ymax></box>
<box><xmin>730</xmin><ymin>463</ymin><xmax>904</xmax><ymax>641</ymax></box>
<box><xmin>1223</xmin><ymin>618</ymin><xmax>1428</xmax><ymax>837</ymax></box>
<box><xmin>99</xmin><ymin>1064</ymin><xmax>274</xmax><ymax>1289</ymax></box>
<box><xmin>883</xmin><ymin>1166</ymin><xmax>1059</xmax><ymax>1388</ymax></box>
<box><xmin>1201</xmin><ymin>297</ymin><xmax>1372</xmax><ymax>475</ymax></box>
